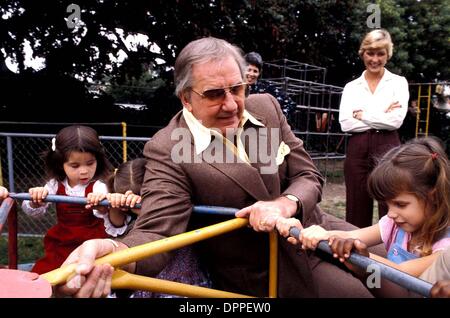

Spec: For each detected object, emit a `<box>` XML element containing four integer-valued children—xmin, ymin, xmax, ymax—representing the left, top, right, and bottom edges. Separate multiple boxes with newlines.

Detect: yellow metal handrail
<box><xmin>111</xmin><ymin>269</ymin><xmax>252</xmax><ymax>298</ymax></box>
<box><xmin>41</xmin><ymin>216</ymin><xmax>280</xmax><ymax>298</ymax></box>
<box><xmin>9</xmin><ymin>193</ymin><xmax>280</xmax><ymax>298</ymax></box>
<box><xmin>268</xmin><ymin>231</ymin><xmax>278</xmax><ymax>298</ymax></box>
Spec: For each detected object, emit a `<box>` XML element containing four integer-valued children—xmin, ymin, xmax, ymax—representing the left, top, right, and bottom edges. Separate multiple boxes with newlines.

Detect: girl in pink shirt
<box><xmin>277</xmin><ymin>137</ymin><xmax>450</xmax><ymax>292</ymax></box>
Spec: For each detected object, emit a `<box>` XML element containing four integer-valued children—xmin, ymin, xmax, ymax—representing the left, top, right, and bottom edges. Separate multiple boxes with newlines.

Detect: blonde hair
<box><xmin>358</xmin><ymin>29</ymin><xmax>393</xmax><ymax>59</ymax></box>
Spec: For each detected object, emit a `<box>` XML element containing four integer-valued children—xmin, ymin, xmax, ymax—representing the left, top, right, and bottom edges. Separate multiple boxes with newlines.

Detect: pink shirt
<box><xmin>378</xmin><ymin>215</ymin><xmax>450</xmax><ymax>255</ymax></box>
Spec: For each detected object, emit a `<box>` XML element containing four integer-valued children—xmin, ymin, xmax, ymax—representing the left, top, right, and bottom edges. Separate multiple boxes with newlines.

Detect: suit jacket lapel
<box><xmin>180</xmin><ymin>108</ymin><xmax>272</xmax><ymax>201</ymax></box>
<box><xmin>207</xmin><ymin>161</ymin><xmax>272</xmax><ymax>201</ymax></box>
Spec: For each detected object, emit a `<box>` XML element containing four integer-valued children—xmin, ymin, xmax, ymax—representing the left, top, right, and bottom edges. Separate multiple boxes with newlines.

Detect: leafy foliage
<box><xmin>0</xmin><ymin>0</ymin><xmax>448</xmax><ymax>126</ymax></box>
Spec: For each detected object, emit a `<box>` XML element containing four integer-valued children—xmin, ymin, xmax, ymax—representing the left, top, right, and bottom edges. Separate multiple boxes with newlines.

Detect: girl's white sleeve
<box><xmin>21</xmin><ymin>180</ymin><xmax>58</xmax><ymax>217</ymax></box>
<box><xmin>91</xmin><ymin>180</ymin><xmax>131</xmax><ymax>237</ymax></box>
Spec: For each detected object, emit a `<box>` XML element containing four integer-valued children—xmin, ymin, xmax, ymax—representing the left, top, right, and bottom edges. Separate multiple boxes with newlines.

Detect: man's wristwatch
<box><xmin>284</xmin><ymin>194</ymin><xmax>300</xmax><ymax>214</ymax></box>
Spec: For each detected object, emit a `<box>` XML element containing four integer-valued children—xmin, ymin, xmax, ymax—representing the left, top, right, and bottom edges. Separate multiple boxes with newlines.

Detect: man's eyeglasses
<box><xmin>191</xmin><ymin>83</ymin><xmax>247</xmax><ymax>102</ymax></box>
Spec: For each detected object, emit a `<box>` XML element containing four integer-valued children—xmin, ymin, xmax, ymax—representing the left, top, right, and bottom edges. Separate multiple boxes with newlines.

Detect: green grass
<box><xmin>0</xmin><ymin>235</ymin><xmax>44</xmax><ymax>266</ymax></box>
<box><xmin>319</xmin><ymin>201</ymin><xmax>346</xmax><ymax>220</ymax></box>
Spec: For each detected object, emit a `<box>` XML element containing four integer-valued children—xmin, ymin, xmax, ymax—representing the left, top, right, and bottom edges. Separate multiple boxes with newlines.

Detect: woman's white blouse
<box><xmin>339</xmin><ymin>68</ymin><xmax>409</xmax><ymax>133</ymax></box>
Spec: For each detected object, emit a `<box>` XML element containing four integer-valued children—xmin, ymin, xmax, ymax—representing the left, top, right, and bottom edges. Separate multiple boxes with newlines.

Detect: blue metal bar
<box><xmin>192</xmin><ymin>205</ymin><xmax>238</xmax><ymax>216</ymax></box>
<box><xmin>289</xmin><ymin>227</ymin><xmax>432</xmax><ymax>297</ymax></box>
<box><xmin>9</xmin><ymin>193</ymin><xmax>116</xmax><ymax>208</ymax></box>
<box><xmin>8</xmin><ymin>193</ymin><xmax>238</xmax><ymax>216</ymax></box>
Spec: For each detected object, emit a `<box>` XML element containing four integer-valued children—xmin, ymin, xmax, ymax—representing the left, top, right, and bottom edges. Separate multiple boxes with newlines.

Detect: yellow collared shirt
<box><xmin>182</xmin><ymin>108</ymin><xmax>265</xmax><ymax>164</ymax></box>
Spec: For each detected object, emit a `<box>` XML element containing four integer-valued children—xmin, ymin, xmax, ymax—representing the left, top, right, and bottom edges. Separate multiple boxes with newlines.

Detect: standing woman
<box><xmin>339</xmin><ymin>29</ymin><xmax>409</xmax><ymax>228</ymax></box>
<box><xmin>244</xmin><ymin>52</ymin><xmax>297</xmax><ymax>125</ymax></box>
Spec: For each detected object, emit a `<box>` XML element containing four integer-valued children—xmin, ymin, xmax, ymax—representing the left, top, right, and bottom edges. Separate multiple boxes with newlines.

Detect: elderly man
<box><xmin>57</xmin><ymin>37</ymin><xmax>375</xmax><ymax>298</ymax></box>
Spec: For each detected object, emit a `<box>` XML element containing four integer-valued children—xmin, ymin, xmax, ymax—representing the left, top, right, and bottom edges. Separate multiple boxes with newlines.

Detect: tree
<box><xmin>0</xmin><ymin>0</ymin><xmax>448</xmax><ymax>126</ymax></box>
<box><xmin>400</xmin><ymin>0</ymin><xmax>450</xmax><ymax>81</ymax></box>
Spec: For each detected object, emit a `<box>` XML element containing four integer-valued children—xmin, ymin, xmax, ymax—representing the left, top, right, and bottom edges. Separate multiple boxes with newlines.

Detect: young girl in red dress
<box><xmin>22</xmin><ymin>125</ymin><xmax>121</xmax><ymax>274</ymax></box>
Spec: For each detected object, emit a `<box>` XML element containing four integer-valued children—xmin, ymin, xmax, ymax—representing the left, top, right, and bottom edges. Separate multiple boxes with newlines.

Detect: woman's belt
<box><xmin>351</xmin><ymin>129</ymin><xmax>397</xmax><ymax>135</ymax></box>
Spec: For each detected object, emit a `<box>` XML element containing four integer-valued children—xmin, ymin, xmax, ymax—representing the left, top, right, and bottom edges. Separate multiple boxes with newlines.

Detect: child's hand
<box><xmin>298</xmin><ymin>225</ymin><xmax>329</xmax><ymax>250</ymax></box>
<box><xmin>275</xmin><ymin>217</ymin><xmax>303</xmax><ymax>245</ymax></box>
<box><xmin>0</xmin><ymin>186</ymin><xmax>8</xmax><ymax>200</ymax></box>
<box><xmin>431</xmin><ymin>280</ymin><xmax>450</xmax><ymax>298</ymax></box>
<box><xmin>86</xmin><ymin>192</ymin><xmax>107</xmax><ymax>210</ymax></box>
<box><xmin>106</xmin><ymin>191</ymin><xmax>141</xmax><ymax>228</ymax></box>
<box><xmin>328</xmin><ymin>237</ymin><xmax>369</xmax><ymax>274</ymax></box>
<box><xmin>107</xmin><ymin>191</ymin><xmax>142</xmax><ymax>210</ymax></box>
<box><xmin>28</xmin><ymin>187</ymin><xmax>49</xmax><ymax>208</ymax></box>
<box><xmin>123</xmin><ymin>190</ymin><xmax>142</xmax><ymax>209</ymax></box>
<box><xmin>106</xmin><ymin>193</ymin><xmax>126</xmax><ymax>209</ymax></box>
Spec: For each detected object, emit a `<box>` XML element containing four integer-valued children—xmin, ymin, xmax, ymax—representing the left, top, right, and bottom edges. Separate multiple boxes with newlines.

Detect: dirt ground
<box><xmin>323</xmin><ymin>182</ymin><xmax>347</xmax><ymax>199</ymax></box>
<box><xmin>320</xmin><ymin>182</ymin><xmax>346</xmax><ymax>219</ymax></box>
<box><xmin>321</xmin><ymin>182</ymin><xmax>380</xmax><ymax>224</ymax></box>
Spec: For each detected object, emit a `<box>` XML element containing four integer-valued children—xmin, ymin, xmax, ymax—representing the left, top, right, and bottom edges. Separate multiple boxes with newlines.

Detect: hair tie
<box><xmin>51</xmin><ymin>138</ymin><xmax>56</xmax><ymax>151</ymax></box>
<box><xmin>431</xmin><ymin>152</ymin><xmax>438</xmax><ymax>160</ymax></box>
<box><xmin>114</xmin><ymin>168</ymin><xmax>118</xmax><ymax>175</ymax></box>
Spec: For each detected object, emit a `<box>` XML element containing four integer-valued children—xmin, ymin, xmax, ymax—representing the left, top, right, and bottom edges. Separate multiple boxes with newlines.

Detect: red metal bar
<box><xmin>0</xmin><ymin>198</ymin><xmax>14</xmax><ymax>233</ymax></box>
<box><xmin>7</xmin><ymin>200</ymin><xmax>18</xmax><ymax>269</ymax></box>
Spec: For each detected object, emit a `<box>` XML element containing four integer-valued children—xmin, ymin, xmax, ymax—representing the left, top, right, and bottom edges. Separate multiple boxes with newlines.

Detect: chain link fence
<box><xmin>1</xmin><ymin>131</ymin><xmax>344</xmax><ymax>237</ymax></box>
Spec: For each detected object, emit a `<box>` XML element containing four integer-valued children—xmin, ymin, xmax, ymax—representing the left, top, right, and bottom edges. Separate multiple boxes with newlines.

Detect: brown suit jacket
<box><xmin>118</xmin><ymin>93</ymin><xmax>343</xmax><ymax>297</ymax></box>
